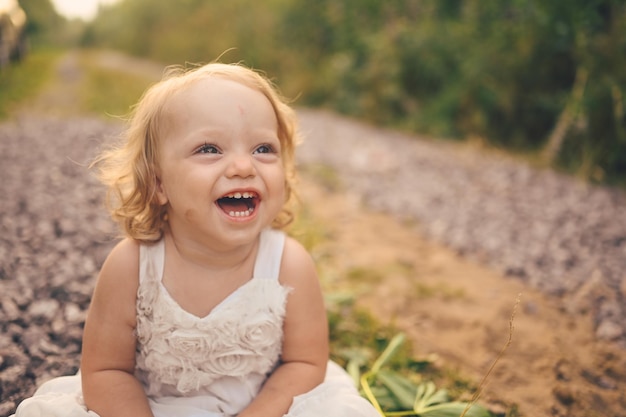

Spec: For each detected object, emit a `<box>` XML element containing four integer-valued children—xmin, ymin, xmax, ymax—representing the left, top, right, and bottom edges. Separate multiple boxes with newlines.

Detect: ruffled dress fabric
<box><xmin>12</xmin><ymin>228</ymin><xmax>380</xmax><ymax>417</ymax></box>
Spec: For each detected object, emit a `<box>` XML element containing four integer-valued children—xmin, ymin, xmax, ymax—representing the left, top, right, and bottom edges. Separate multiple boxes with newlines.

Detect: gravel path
<box><xmin>0</xmin><ymin>115</ymin><xmax>119</xmax><ymax>414</ymax></box>
<box><xmin>296</xmin><ymin>109</ymin><xmax>626</xmax><ymax>345</ymax></box>
<box><xmin>1</xmin><ymin>53</ymin><xmax>626</xmax><ymax>414</ymax></box>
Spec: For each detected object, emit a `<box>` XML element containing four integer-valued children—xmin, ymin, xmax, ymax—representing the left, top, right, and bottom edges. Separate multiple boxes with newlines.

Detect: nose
<box><xmin>225</xmin><ymin>153</ymin><xmax>255</xmax><ymax>179</ymax></box>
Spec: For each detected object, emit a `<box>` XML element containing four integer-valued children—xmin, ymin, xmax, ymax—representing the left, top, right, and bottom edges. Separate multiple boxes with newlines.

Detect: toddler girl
<box><xmin>11</xmin><ymin>62</ymin><xmax>380</xmax><ymax>417</ymax></box>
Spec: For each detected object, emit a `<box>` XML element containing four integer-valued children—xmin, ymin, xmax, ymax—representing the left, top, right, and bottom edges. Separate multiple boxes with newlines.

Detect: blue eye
<box><xmin>254</xmin><ymin>144</ymin><xmax>275</xmax><ymax>154</ymax></box>
<box><xmin>197</xmin><ymin>143</ymin><xmax>220</xmax><ymax>154</ymax></box>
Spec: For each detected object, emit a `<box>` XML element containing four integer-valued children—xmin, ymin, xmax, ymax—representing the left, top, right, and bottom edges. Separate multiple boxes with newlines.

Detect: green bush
<box><xmin>0</xmin><ymin>49</ymin><xmax>58</xmax><ymax>119</ymax></box>
<box><xmin>81</xmin><ymin>0</ymin><xmax>626</xmax><ymax>185</ymax></box>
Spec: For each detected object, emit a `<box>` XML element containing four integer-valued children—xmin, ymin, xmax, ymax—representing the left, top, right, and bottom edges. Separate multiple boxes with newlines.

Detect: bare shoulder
<box><xmin>103</xmin><ymin>237</ymin><xmax>140</xmax><ymax>269</ymax></box>
<box><xmin>98</xmin><ymin>238</ymin><xmax>140</xmax><ymax>287</ymax></box>
<box><xmin>89</xmin><ymin>238</ymin><xmax>141</xmax><ymax>324</ymax></box>
<box><xmin>279</xmin><ymin>235</ymin><xmax>317</xmax><ymax>286</ymax></box>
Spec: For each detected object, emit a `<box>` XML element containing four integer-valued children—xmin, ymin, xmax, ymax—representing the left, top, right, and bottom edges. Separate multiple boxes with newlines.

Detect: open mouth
<box><xmin>216</xmin><ymin>191</ymin><xmax>259</xmax><ymax>218</ymax></box>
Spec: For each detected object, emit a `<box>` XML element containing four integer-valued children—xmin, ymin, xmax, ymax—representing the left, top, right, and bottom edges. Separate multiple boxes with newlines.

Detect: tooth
<box><xmin>243</xmin><ymin>192</ymin><xmax>250</xmax><ymax>198</ymax></box>
<box><xmin>226</xmin><ymin>208</ymin><xmax>254</xmax><ymax>217</ymax></box>
<box><xmin>234</xmin><ymin>192</ymin><xmax>242</xmax><ymax>199</ymax></box>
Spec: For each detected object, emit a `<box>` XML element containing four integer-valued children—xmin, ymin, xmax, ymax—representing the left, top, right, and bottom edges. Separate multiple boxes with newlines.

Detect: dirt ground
<box><xmin>5</xmin><ymin>50</ymin><xmax>625</xmax><ymax>417</ymax></box>
<box><xmin>295</xmin><ymin>177</ymin><xmax>626</xmax><ymax>417</ymax></box>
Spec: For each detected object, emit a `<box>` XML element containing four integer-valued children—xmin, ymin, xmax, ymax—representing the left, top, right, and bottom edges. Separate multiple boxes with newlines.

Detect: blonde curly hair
<box><xmin>93</xmin><ymin>62</ymin><xmax>301</xmax><ymax>242</ymax></box>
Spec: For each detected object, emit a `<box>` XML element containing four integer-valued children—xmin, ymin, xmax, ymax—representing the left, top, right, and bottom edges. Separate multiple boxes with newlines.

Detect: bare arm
<box><xmin>238</xmin><ymin>236</ymin><xmax>329</xmax><ymax>417</ymax></box>
<box><xmin>80</xmin><ymin>239</ymin><xmax>154</xmax><ymax>417</ymax></box>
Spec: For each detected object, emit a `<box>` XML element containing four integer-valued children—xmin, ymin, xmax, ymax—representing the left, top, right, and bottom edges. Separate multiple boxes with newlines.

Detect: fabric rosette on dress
<box><xmin>135</xmin><ymin>243</ymin><xmax>291</xmax><ymax>398</ymax></box>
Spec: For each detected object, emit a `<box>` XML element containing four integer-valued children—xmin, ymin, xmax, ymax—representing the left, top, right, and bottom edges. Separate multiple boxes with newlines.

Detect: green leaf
<box><xmin>379</xmin><ymin>370</ymin><xmax>421</xmax><ymax>394</ymax></box>
<box><xmin>346</xmin><ymin>359</ymin><xmax>362</xmax><ymax>386</ymax></box>
<box><xmin>414</xmin><ymin>381</ymin><xmax>438</xmax><ymax>410</ymax></box>
<box><xmin>338</xmin><ymin>347</ymin><xmax>372</xmax><ymax>365</ymax></box>
<box><xmin>356</xmin><ymin>332</ymin><xmax>494</xmax><ymax>417</ymax></box>
<box><xmin>368</xmin><ymin>385</ymin><xmax>404</xmax><ymax>411</ymax></box>
<box><xmin>419</xmin><ymin>402</ymin><xmax>492</xmax><ymax>417</ymax></box>
<box><xmin>376</xmin><ymin>370</ymin><xmax>418</xmax><ymax>409</ymax></box>
<box><xmin>371</xmin><ymin>333</ymin><xmax>406</xmax><ymax>374</ymax></box>
<box><xmin>423</xmin><ymin>388</ymin><xmax>449</xmax><ymax>407</ymax></box>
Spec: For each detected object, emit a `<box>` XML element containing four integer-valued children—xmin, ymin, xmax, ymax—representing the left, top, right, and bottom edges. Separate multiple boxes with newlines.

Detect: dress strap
<box><xmin>253</xmin><ymin>228</ymin><xmax>285</xmax><ymax>280</ymax></box>
<box><xmin>139</xmin><ymin>239</ymin><xmax>165</xmax><ymax>284</ymax></box>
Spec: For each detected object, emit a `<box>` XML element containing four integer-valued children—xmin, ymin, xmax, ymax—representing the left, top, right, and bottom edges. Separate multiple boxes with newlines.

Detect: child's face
<box><xmin>155</xmin><ymin>77</ymin><xmax>286</xmax><ymax>249</ymax></box>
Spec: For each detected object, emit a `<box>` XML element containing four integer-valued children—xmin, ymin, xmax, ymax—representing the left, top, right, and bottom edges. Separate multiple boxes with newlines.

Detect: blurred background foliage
<box><xmin>17</xmin><ymin>0</ymin><xmax>626</xmax><ymax>186</ymax></box>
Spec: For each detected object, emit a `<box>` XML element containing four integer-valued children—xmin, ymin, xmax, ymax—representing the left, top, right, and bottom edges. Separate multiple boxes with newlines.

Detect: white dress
<box><xmin>12</xmin><ymin>228</ymin><xmax>380</xmax><ymax>417</ymax></box>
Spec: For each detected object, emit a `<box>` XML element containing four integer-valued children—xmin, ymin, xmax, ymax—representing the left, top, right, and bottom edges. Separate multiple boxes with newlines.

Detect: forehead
<box><xmin>157</xmin><ymin>77</ymin><xmax>279</xmax><ymax>140</ymax></box>
<box><xmin>163</xmin><ymin>77</ymin><xmax>275</xmax><ymax>131</ymax></box>
<box><xmin>169</xmin><ymin>76</ymin><xmax>272</xmax><ymax>111</ymax></box>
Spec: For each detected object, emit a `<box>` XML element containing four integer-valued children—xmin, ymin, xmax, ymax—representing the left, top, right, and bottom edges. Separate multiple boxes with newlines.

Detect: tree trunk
<box><xmin>541</xmin><ymin>67</ymin><xmax>588</xmax><ymax>164</ymax></box>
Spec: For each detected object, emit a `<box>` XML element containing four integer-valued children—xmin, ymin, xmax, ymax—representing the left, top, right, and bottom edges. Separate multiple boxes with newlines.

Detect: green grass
<box><xmin>78</xmin><ymin>52</ymin><xmax>156</xmax><ymax>119</ymax></box>
<box><xmin>345</xmin><ymin>266</ymin><xmax>385</xmax><ymax>284</ymax></box>
<box><xmin>0</xmin><ymin>49</ymin><xmax>158</xmax><ymax>120</ymax></box>
<box><xmin>327</xmin><ymin>296</ymin><xmax>414</xmax><ymax>370</ymax></box>
<box><xmin>0</xmin><ymin>49</ymin><xmax>60</xmax><ymax>119</ymax></box>
<box><xmin>413</xmin><ymin>282</ymin><xmax>466</xmax><ymax>301</ymax></box>
<box><xmin>286</xmin><ymin>202</ymin><xmax>334</xmax><ymax>268</ymax></box>
<box><xmin>300</xmin><ymin>163</ymin><xmax>343</xmax><ymax>192</ymax></box>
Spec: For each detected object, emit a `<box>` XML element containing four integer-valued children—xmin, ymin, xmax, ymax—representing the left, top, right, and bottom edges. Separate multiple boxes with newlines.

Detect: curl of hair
<box><xmin>92</xmin><ymin>63</ymin><xmax>301</xmax><ymax>243</ymax></box>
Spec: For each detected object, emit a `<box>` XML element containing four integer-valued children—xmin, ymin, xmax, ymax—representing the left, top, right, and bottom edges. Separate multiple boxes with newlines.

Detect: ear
<box><xmin>155</xmin><ymin>175</ymin><xmax>169</xmax><ymax>205</ymax></box>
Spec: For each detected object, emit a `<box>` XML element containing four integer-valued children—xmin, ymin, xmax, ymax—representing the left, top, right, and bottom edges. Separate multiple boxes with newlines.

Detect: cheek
<box><xmin>274</xmin><ymin>171</ymin><xmax>287</xmax><ymax>197</ymax></box>
<box><xmin>184</xmin><ymin>208</ymin><xmax>199</xmax><ymax>221</ymax></box>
